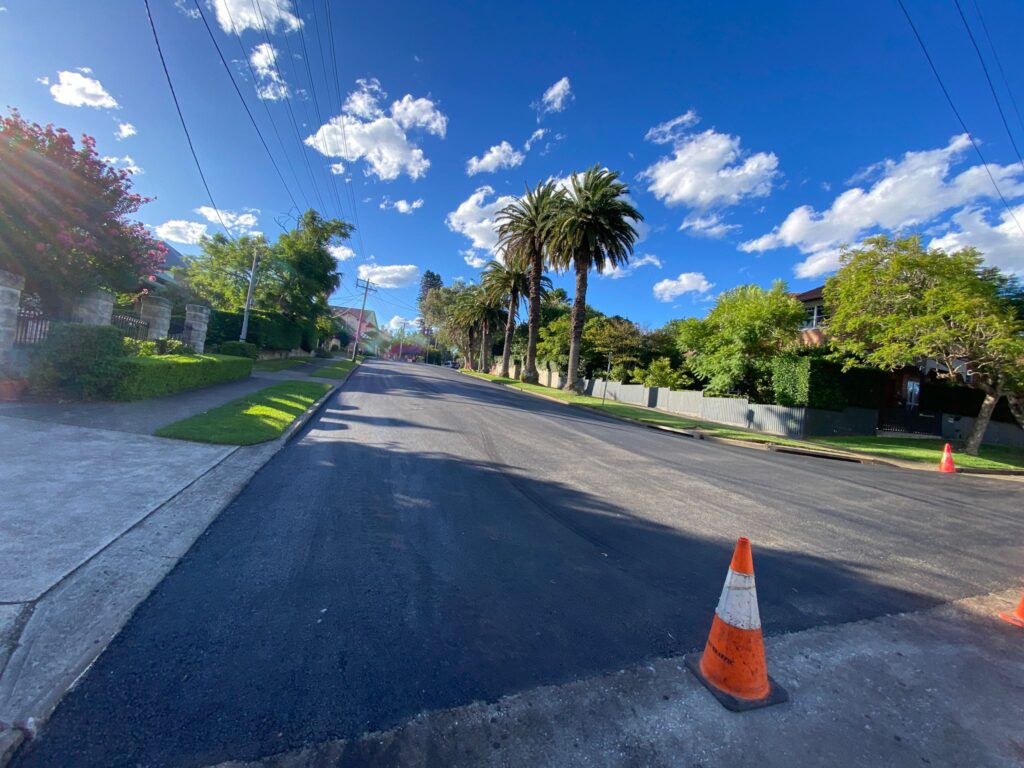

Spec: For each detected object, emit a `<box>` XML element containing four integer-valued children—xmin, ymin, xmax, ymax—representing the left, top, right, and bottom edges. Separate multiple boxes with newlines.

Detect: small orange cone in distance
<box><xmin>999</xmin><ymin>595</ymin><xmax>1024</xmax><ymax>628</ymax></box>
<box><xmin>939</xmin><ymin>443</ymin><xmax>956</xmax><ymax>473</ymax></box>
<box><xmin>685</xmin><ymin>537</ymin><xmax>788</xmax><ymax>711</ymax></box>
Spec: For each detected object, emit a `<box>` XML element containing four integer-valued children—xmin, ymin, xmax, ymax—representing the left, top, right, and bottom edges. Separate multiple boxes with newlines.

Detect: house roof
<box><xmin>793</xmin><ymin>286</ymin><xmax>824</xmax><ymax>303</ymax></box>
<box><xmin>331</xmin><ymin>306</ymin><xmax>378</xmax><ymax>329</ymax></box>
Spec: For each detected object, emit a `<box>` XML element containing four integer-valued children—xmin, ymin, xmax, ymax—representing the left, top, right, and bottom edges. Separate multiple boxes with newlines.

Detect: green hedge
<box><xmin>772</xmin><ymin>354</ymin><xmax>886</xmax><ymax>411</ymax></box>
<box><xmin>210</xmin><ymin>340</ymin><xmax>259</xmax><ymax>359</ymax></box>
<box><xmin>207</xmin><ymin>310</ymin><xmax>308</xmax><ymax>351</ymax></box>
<box><xmin>111</xmin><ymin>354</ymin><xmax>253</xmax><ymax>401</ymax></box>
<box><xmin>29</xmin><ymin>324</ymin><xmax>126</xmax><ymax>399</ymax></box>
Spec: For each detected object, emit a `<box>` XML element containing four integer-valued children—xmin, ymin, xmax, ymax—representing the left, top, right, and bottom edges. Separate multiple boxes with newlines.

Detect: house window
<box><xmin>801</xmin><ymin>304</ymin><xmax>824</xmax><ymax>330</ymax></box>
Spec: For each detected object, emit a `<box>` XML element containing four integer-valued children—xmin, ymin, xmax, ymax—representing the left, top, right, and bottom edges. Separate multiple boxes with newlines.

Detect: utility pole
<box><xmin>239</xmin><ymin>244</ymin><xmax>260</xmax><ymax>342</ymax></box>
<box><xmin>351</xmin><ymin>277</ymin><xmax>376</xmax><ymax>361</ymax></box>
<box><xmin>397</xmin><ymin>320</ymin><xmax>408</xmax><ymax>361</ymax></box>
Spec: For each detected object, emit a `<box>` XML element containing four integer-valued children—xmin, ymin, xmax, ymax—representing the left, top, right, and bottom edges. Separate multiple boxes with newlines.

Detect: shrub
<box><xmin>29</xmin><ymin>323</ymin><xmax>126</xmax><ymax>399</ymax></box>
<box><xmin>610</xmin><ymin>362</ymin><xmax>631</xmax><ymax>383</ymax></box>
<box><xmin>206</xmin><ymin>310</ymin><xmax>304</xmax><ymax>351</ymax></box>
<box><xmin>212</xmin><ymin>340</ymin><xmax>259</xmax><ymax>359</ymax></box>
<box><xmin>122</xmin><ymin>337</ymin><xmax>159</xmax><ymax>357</ymax></box>
<box><xmin>771</xmin><ymin>354</ymin><xmax>886</xmax><ymax>410</ymax></box>
<box><xmin>110</xmin><ymin>354</ymin><xmax>253</xmax><ymax>401</ymax></box>
<box><xmin>123</xmin><ymin>337</ymin><xmax>195</xmax><ymax>357</ymax></box>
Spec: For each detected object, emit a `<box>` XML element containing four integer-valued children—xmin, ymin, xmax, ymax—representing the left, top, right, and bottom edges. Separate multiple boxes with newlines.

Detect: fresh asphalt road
<box><xmin>16</xmin><ymin>360</ymin><xmax>1024</xmax><ymax>767</ymax></box>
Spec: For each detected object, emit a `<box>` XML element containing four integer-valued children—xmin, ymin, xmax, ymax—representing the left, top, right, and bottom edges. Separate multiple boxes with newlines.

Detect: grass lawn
<box><xmin>155</xmin><ymin>380</ymin><xmax>331</xmax><ymax>445</ymax></box>
<box><xmin>462</xmin><ymin>370</ymin><xmax>1024</xmax><ymax>471</ymax></box>
<box><xmin>252</xmin><ymin>357</ymin><xmax>312</xmax><ymax>372</ymax></box>
<box><xmin>311</xmin><ymin>358</ymin><xmax>359</xmax><ymax>380</ymax></box>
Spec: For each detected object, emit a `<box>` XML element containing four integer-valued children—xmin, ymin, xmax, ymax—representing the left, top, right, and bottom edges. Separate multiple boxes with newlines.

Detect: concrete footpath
<box><xmin>214</xmin><ymin>589</ymin><xmax>1024</xmax><ymax>768</ymax></box>
<box><xmin>0</xmin><ymin>367</ymin><xmax>342</xmax><ymax>763</ymax></box>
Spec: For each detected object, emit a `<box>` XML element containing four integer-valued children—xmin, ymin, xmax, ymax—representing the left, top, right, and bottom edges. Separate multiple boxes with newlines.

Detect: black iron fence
<box><xmin>14</xmin><ymin>306</ymin><xmax>50</xmax><ymax>346</ymax></box>
<box><xmin>111</xmin><ymin>310</ymin><xmax>150</xmax><ymax>340</ymax></box>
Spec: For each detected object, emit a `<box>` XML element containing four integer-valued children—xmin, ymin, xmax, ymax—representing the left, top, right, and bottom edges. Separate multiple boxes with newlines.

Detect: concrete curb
<box><xmin>458</xmin><ymin>371</ymin><xmax>1023</xmax><ymax>478</ymax></box>
<box><xmin>0</xmin><ymin>367</ymin><xmax>361</xmax><ymax>767</ymax></box>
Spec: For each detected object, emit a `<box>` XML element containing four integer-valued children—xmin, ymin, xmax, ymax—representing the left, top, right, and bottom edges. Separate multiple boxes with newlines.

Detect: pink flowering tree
<box><xmin>0</xmin><ymin>109</ymin><xmax>165</xmax><ymax>312</ymax></box>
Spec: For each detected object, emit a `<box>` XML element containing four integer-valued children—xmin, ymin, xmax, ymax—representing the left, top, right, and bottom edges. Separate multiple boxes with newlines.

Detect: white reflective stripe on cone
<box><xmin>714</xmin><ymin>569</ymin><xmax>761</xmax><ymax>630</ymax></box>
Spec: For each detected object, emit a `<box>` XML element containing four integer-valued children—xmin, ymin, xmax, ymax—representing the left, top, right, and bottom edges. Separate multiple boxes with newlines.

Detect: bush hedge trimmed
<box><xmin>771</xmin><ymin>354</ymin><xmax>886</xmax><ymax>411</ymax></box>
<box><xmin>29</xmin><ymin>323</ymin><xmax>126</xmax><ymax>400</ymax></box>
<box><xmin>210</xmin><ymin>340</ymin><xmax>259</xmax><ymax>359</ymax></box>
<box><xmin>110</xmin><ymin>354</ymin><xmax>253</xmax><ymax>401</ymax></box>
<box><xmin>207</xmin><ymin>310</ymin><xmax>313</xmax><ymax>351</ymax></box>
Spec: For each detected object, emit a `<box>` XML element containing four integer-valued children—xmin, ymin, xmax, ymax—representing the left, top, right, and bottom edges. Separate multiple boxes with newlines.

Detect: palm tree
<box><xmin>550</xmin><ymin>166</ymin><xmax>643</xmax><ymax>390</ymax></box>
<box><xmin>450</xmin><ymin>284</ymin><xmax>505</xmax><ymax>370</ymax></box>
<box><xmin>481</xmin><ymin>254</ymin><xmax>551</xmax><ymax>377</ymax></box>
<box><xmin>496</xmin><ymin>181</ymin><xmax>563</xmax><ymax>384</ymax></box>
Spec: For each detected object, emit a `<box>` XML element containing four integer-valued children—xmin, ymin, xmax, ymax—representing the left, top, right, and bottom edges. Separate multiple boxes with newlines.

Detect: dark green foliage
<box><xmin>921</xmin><ymin>381</ymin><xmax>1018</xmax><ymax>425</ymax></box>
<box><xmin>211</xmin><ymin>340</ymin><xmax>259</xmax><ymax>359</ymax></box>
<box><xmin>771</xmin><ymin>354</ymin><xmax>886</xmax><ymax>411</ymax></box>
<box><xmin>207</xmin><ymin>310</ymin><xmax>304</xmax><ymax>351</ymax></box>
<box><xmin>123</xmin><ymin>337</ymin><xmax>194</xmax><ymax>356</ymax></box>
<box><xmin>111</xmin><ymin>354</ymin><xmax>252</xmax><ymax>401</ymax></box>
<box><xmin>29</xmin><ymin>324</ymin><xmax>126</xmax><ymax>399</ymax></box>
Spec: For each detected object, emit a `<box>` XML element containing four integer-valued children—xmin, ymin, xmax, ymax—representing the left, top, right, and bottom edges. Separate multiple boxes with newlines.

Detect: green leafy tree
<box><xmin>272</xmin><ymin>210</ymin><xmax>348</xmax><ymax>325</ymax></box>
<box><xmin>677</xmin><ymin>281</ymin><xmax>805</xmax><ymax>401</ymax></box>
<box><xmin>825</xmin><ymin>235</ymin><xmax>1024</xmax><ymax>455</ymax></box>
<box><xmin>584</xmin><ymin>315</ymin><xmax>642</xmax><ymax>377</ymax></box>
<box><xmin>0</xmin><ymin>110</ymin><xmax>165</xmax><ymax>311</ymax></box>
<box><xmin>497</xmin><ymin>181</ymin><xmax>563</xmax><ymax>383</ymax></box>
<box><xmin>417</xmin><ymin>270</ymin><xmax>443</xmax><ymax>334</ymax></box>
<box><xmin>549</xmin><ymin>166</ymin><xmax>643</xmax><ymax>390</ymax></box>
<box><xmin>482</xmin><ymin>255</ymin><xmax>550</xmax><ymax>378</ymax></box>
<box><xmin>181</xmin><ymin>234</ymin><xmax>275</xmax><ymax>312</ymax></box>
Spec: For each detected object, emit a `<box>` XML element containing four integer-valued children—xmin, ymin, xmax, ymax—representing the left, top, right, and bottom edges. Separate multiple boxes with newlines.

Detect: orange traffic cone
<box><xmin>939</xmin><ymin>443</ymin><xmax>956</xmax><ymax>473</ymax></box>
<box><xmin>999</xmin><ymin>595</ymin><xmax>1024</xmax><ymax>628</ymax></box>
<box><xmin>685</xmin><ymin>537</ymin><xmax>788</xmax><ymax>711</ymax></box>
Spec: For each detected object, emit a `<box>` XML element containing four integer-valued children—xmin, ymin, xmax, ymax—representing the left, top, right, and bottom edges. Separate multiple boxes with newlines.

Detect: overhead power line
<box><xmin>191</xmin><ymin>0</ymin><xmax>302</xmax><ymax>213</ymax></box>
<box><xmin>144</xmin><ymin>0</ymin><xmax>232</xmax><ymax>238</ymax></box>
<box><xmin>953</xmin><ymin>0</ymin><xmax>1024</xmax><ymax>174</ymax></box>
<box><xmin>896</xmin><ymin>0</ymin><xmax>1024</xmax><ymax>237</ymax></box>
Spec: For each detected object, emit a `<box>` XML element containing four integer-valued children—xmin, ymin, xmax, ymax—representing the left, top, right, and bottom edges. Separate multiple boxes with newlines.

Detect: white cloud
<box><xmin>115</xmin><ymin>122</ymin><xmax>136</xmax><ymax>140</ymax></box>
<box><xmin>35</xmin><ymin>76</ymin><xmax>49</xmax><ymax>86</ymax></box>
<box><xmin>536</xmin><ymin>76</ymin><xmax>572</xmax><ymax>118</ymax></box>
<box><xmin>102</xmin><ymin>155</ymin><xmax>143</xmax><ymax>174</ymax></box>
<box><xmin>210</xmin><ymin>0</ymin><xmax>300</xmax><ymax>34</ymax></box>
<box><xmin>155</xmin><ymin>220</ymin><xmax>207</xmax><ymax>245</ymax></box>
<box><xmin>173</xmin><ymin>0</ymin><xmax>200</xmax><ymax>18</ymax></box>
<box><xmin>194</xmin><ymin>206</ymin><xmax>260</xmax><ymax>236</ymax></box>
<box><xmin>386</xmin><ymin>314</ymin><xmax>420</xmax><ymax>332</ymax></box>
<box><xmin>357</xmin><ymin>263</ymin><xmax>419</xmax><ymax>288</ymax></box>
<box><xmin>928</xmin><ymin>204</ymin><xmax>1024</xmax><ymax>275</ymax></box>
<box><xmin>467</xmin><ymin>141</ymin><xmax>525</xmax><ymax>175</ymax></box>
<box><xmin>602</xmin><ymin>254</ymin><xmax>663</xmax><ymax>280</ymax></box>
<box><xmin>524</xmin><ymin>128</ymin><xmax>546</xmax><ymax>151</ymax></box>
<box><xmin>48</xmin><ymin>70</ymin><xmax>118</xmax><ymax>108</ymax></box>
<box><xmin>463</xmin><ymin>251</ymin><xmax>488</xmax><ymax>269</ymax></box>
<box><xmin>250</xmin><ymin>43</ymin><xmax>289</xmax><ymax>101</ymax></box>
<box><xmin>653</xmin><ymin>272</ymin><xmax>714</xmax><ymax>302</ymax></box>
<box><xmin>680</xmin><ymin>212</ymin><xmax>738</xmax><ymax>238</ymax></box>
<box><xmin>741</xmin><ymin>134</ymin><xmax>1024</xmax><ymax>278</ymax></box>
<box><xmin>641</xmin><ymin>126</ymin><xmax>778</xmax><ymax>210</ymax></box>
<box><xmin>306</xmin><ymin>78</ymin><xmax>447</xmax><ymax>181</ymax></box>
<box><xmin>380</xmin><ymin>197</ymin><xmax>424</xmax><ymax>214</ymax></box>
<box><xmin>644</xmin><ymin>110</ymin><xmax>699</xmax><ymax>144</ymax></box>
<box><xmin>329</xmin><ymin>244</ymin><xmax>356</xmax><ymax>261</ymax></box>
<box><xmin>446</xmin><ymin>185</ymin><xmax>515</xmax><ymax>253</ymax></box>
<box><xmin>390</xmin><ymin>94</ymin><xmax>447</xmax><ymax>137</ymax></box>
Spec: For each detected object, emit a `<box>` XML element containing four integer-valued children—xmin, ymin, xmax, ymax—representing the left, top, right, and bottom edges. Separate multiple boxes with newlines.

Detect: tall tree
<box><xmin>181</xmin><ymin>234</ymin><xmax>274</xmax><ymax>312</ymax></box>
<box><xmin>677</xmin><ymin>281</ymin><xmax>805</xmax><ymax>401</ymax></box>
<box><xmin>417</xmin><ymin>270</ymin><xmax>443</xmax><ymax>333</ymax></box>
<box><xmin>272</xmin><ymin>210</ymin><xmax>348</xmax><ymax>324</ymax></box>
<box><xmin>0</xmin><ymin>110</ymin><xmax>165</xmax><ymax>311</ymax></box>
<box><xmin>496</xmin><ymin>181</ymin><xmax>563</xmax><ymax>384</ymax></box>
<box><xmin>549</xmin><ymin>166</ymin><xmax>643</xmax><ymax>390</ymax></box>
<box><xmin>481</xmin><ymin>254</ymin><xmax>551</xmax><ymax>377</ymax></box>
<box><xmin>825</xmin><ymin>235</ymin><xmax>1024</xmax><ymax>455</ymax></box>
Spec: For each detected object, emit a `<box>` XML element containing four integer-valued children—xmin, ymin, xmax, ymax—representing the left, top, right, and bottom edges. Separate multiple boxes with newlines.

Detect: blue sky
<box><xmin>3</xmin><ymin>0</ymin><xmax>1024</xmax><ymax>332</ymax></box>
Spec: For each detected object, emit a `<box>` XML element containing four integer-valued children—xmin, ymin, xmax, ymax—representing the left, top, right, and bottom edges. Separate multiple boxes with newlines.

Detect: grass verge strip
<box><xmin>461</xmin><ymin>370</ymin><xmax>1024</xmax><ymax>471</ymax></box>
<box><xmin>253</xmin><ymin>357</ymin><xmax>312</xmax><ymax>372</ymax></box>
<box><xmin>155</xmin><ymin>380</ymin><xmax>331</xmax><ymax>445</ymax></box>
<box><xmin>311</xmin><ymin>358</ymin><xmax>359</xmax><ymax>380</ymax></box>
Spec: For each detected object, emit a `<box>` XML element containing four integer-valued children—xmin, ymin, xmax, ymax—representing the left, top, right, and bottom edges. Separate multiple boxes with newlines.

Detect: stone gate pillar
<box><xmin>0</xmin><ymin>269</ymin><xmax>25</xmax><ymax>373</ymax></box>
<box><xmin>183</xmin><ymin>304</ymin><xmax>210</xmax><ymax>353</ymax></box>
<box><xmin>71</xmin><ymin>288</ymin><xmax>114</xmax><ymax>326</ymax></box>
<box><xmin>140</xmin><ymin>296</ymin><xmax>172</xmax><ymax>340</ymax></box>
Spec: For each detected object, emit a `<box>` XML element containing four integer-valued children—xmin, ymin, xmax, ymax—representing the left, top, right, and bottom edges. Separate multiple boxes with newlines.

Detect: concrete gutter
<box><xmin>0</xmin><ymin>370</ymin><xmax>358</xmax><ymax>766</ymax></box>
<box><xmin>458</xmin><ymin>371</ymin><xmax>1023</xmax><ymax>478</ymax></box>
